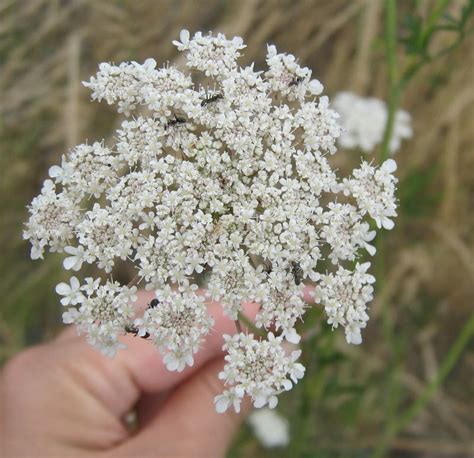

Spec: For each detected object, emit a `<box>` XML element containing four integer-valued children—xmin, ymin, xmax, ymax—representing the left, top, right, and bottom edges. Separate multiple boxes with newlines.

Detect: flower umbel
<box><xmin>215</xmin><ymin>333</ymin><xmax>305</xmax><ymax>412</ymax></box>
<box><xmin>134</xmin><ymin>286</ymin><xmax>213</xmax><ymax>372</ymax></box>
<box><xmin>333</xmin><ymin>91</ymin><xmax>412</xmax><ymax>154</ymax></box>
<box><xmin>24</xmin><ymin>30</ymin><xmax>399</xmax><ymax>412</ymax></box>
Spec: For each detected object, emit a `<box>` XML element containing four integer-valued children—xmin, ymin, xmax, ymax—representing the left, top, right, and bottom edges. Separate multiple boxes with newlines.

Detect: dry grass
<box><xmin>1</xmin><ymin>1</ymin><xmax>473</xmax><ymax>456</ymax></box>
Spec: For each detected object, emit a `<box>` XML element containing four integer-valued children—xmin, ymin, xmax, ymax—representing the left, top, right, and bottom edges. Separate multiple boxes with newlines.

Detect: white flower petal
<box><xmin>55</xmin><ymin>282</ymin><xmax>70</xmax><ymax>295</ymax></box>
<box><xmin>48</xmin><ymin>165</ymin><xmax>63</xmax><ymax>178</ymax></box>
<box><xmin>285</xmin><ymin>328</ymin><xmax>301</xmax><ymax>344</ymax></box>
<box><xmin>144</xmin><ymin>58</ymin><xmax>156</xmax><ymax>68</ymax></box>
<box><xmin>308</xmin><ymin>79</ymin><xmax>323</xmax><ymax>95</ymax></box>
<box><xmin>382</xmin><ymin>217</ymin><xmax>395</xmax><ymax>230</ymax></box>
<box><xmin>179</xmin><ymin>29</ymin><xmax>190</xmax><ymax>43</ymax></box>
<box><xmin>365</xmin><ymin>243</ymin><xmax>377</xmax><ymax>256</ymax></box>
<box><xmin>382</xmin><ymin>158</ymin><xmax>397</xmax><ymax>174</ymax></box>
<box><xmin>215</xmin><ymin>395</ymin><xmax>230</xmax><ymax>413</ymax></box>
<box><xmin>63</xmin><ymin>256</ymin><xmax>77</xmax><ymax>271</ymax></box>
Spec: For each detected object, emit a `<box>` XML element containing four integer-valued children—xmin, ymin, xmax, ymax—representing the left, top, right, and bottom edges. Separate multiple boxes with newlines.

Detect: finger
<box><xmin>1</xmin><ymin>339</ymin><xmax>132</xmax><ymax>451</ymax></box>
<box><xmin>51</xmin><ymin>294</ymin><xmax>258</xmax><ymax>418</ymax></box>
<box><xmin>116</xmin><ymin>357</ymin><xmax>252</xmax><ymax>457</ymax></box>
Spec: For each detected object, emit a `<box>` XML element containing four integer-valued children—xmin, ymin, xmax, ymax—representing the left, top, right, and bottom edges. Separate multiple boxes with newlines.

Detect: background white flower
<box><xmin>247</xmin><ymin>408</ymin><xmax>290</xmax><ymax>448</ymax></box>
<box><xmin>333</xmin><ymin>91</ymin><xmax>412</xmax><ymax>154</ymax></box>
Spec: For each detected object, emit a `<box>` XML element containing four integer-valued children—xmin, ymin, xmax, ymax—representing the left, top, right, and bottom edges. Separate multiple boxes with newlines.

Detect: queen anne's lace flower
<box><xmin>215</xmin><ymin>333</ymin><xmax>305</xmax><ymax>411</ymax></box>
<box><xmin>23</xmin><ymin>180</ymin><xmax>80</xmax><ymax>259</ymax></box>
<box><xmin>314</xmin><ymin>262</ymin><xmax>375</xmax><ymax>345</ymax></box>
<box><xmin>48</xmin><ymin>142</ymin><xmax>120</xmax><ymax>199</ymax></box>
<box><xmin>134</xmin><ymin>286</ymin><xmax>213</xmax><ymax>372</ymax></box>
<box><xmin>342</xmin><ymin>159</ymin><xmax>398</xmax><ymax>230</ymax></box>
<box><xmin>265</xmin><ymin>44</ymin><xmax>323</xmax><ymax>101</ymax></box>
<box><xmin>24</xmin><ymin>30</ymin><xmax>399</xmax><ymax>412</ymax></box>
<box><xmin>320</xmin><ymin>202</ymin><xmax>376</xmax><ymax>263</ymax></box>
<box><xmin>333</xmin><ymin>91</ymin><xmax>412</xmax><ymax>154</ymax></box>
<box><xmin>61</xmin><ymin>280</ymin><xmax>137</xmax><ymax>357</ymax></box>
<box><xmin>173</xmin><ymin>30</ymin><xmax>246</xmax><ymax>77</ymax></box>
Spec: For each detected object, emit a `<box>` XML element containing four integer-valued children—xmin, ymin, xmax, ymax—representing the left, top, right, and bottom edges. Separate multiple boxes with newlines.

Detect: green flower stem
<box><xmin>379</xmin><ymin>0</ymin><xmax>399</xmax><ymax>164</ymax></box>
<box><xmin>237</xmin><ymin>312</ymin><xmax>265</xmax><ymax>336</ymax></box>
<box><xmin>394</xmin><ymin>313</ymin><xmax>474</xmax><ymax>430</ymax></box>
<box><xmin>400</xmin><ymin>0</ymin><xmax>454</xmax><ymax>86</ymax></box>
<box><xmin>381</xmin><ymin>0</ymin><xmax>457</xmax><ymax>164</ymax></box>
<box><xmin>292</xmin><ymin>333</ymin><xmax>323</xmax><ymax>458</ymax></box>
<box><xmin>422</xmin><ymin>0</ymin><xmax>453</xmax><ymax>44</ymax></box>
<box><xmin>376</xmin><ymin>4</ymin><xmax>404</xmax><ymax>457</ymax></box>
<box><xmin>373</xmin><ymin>313</ymin><xmax>474</xmax><ymax>457</ymax></box>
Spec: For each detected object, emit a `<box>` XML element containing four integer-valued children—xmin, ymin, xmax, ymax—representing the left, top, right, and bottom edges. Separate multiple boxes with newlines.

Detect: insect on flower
<box><xmin>165</xmin><ymin>114</ymin><xmax>186</xmax><ymax>130</ymax></box>
<box><xmin>288</xmin><ymin>76</ymin><xmax>304</xmax><ymax>87</ymax></box>
<box><xmin>125</xmin><ymin>324</ymin><xmax>150</xmax><ymax>339</ymax></box>
<box><xmin>290</xmin><ymin>261</ymin><xmax>303</xmax><ymax>285</ymax></box>
<box><xmin>149</xmin><ymin>298</ymin><xmax>159</xmax><ymax>308</ymax></box>
<box><xmin>201</xmin><ymin>92</ymin><xmax>223</xmax><ymax>106</ymax></box>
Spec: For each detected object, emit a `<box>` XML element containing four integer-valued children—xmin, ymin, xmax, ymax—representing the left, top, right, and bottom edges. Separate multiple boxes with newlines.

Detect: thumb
<box><xmin>115</xmin><ymin>357</ymin><xmax>252</xmax><ymax>458</ymax></box>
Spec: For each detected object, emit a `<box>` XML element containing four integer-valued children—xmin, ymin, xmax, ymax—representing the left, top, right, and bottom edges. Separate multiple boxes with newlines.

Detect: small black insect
<box><xmin>125</xmin><ymin>324</ymin><xmax>150</xmax><ymax>339</ymax></box>
<box><xmin>201</xmin><ymin>93</ymin><xmax>223</xmax><ymax>107</ymax></box>
<box><xmin>291</xmin><ymin>261</ymin><xmax>303</xmax><ymax>286</ymax></box>
<box><xmin>165</xmin><ymin>114</ymin><xmax>186</xmax><ymax>130</ymax></box>
<box><xmin>288</xmin><ymin>76</ymin><xmax>304</xmax><ymax>87</ymax></box>
<box><xmin>125</xmin><ymin>324</ymin><xmax>139</xmax><ymax>335</ymax></box>
<box><xmin>149</xmin><ymin>298</ymin><xmax>159</xmax><ymax>308</ymax></box>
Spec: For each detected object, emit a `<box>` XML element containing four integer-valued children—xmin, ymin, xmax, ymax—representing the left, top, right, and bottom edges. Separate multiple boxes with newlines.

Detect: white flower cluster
<box><xmin>314</xmin><ymin>262</ymin><xmax>375</xmax><ymax>345</ymax></box>
<box><xmin>134</xmin><ymin>285</ymin><xmax>213</xmax><ymax>372</ymax></box>
<box><xmin>57</xmin><ymin>276</ymin><xmax>137</xmax><ymax>357</ymax></box>
<box><xmin>215</xmin><ymin>333</ymin><xmax>305</xmax><ymax>413</ymax></box>
<box><xmin>333</xmin><ymin>91</ymin><xmax>412</xmax><ymax>154</ymax></box>
<box><xmin>247</xmin><ymin>408</ymin><xmax>290</xmax><ymax>448</ymax></box>
<box><xmin>24</xmin><ymin>30</ymin><xmax>398</xmax><ymax>412</ymax></box>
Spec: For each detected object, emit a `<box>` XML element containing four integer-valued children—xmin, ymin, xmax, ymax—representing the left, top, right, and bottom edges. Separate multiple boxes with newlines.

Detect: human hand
<box><xmin>0</xmin><ymin>291</ymin><xmax>255</xmax><ymax>457</ymax></box>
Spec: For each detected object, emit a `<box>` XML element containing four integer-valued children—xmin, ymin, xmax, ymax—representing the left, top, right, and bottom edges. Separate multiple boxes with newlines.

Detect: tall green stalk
<box><xmin>379</xmin><ymin>0</ymin><xmax>399</xmax><ymax>164</ymax></box>
<box><xmin>374</xmin><ymin>2</ymin><xmax>472</xmax><ymax>456</ymax></box>
<box><xmin>373</xmin><ymin>314</ymin><xmax>474</xmax><ymax>457</ymax></box>
<box><xmin>377</xmin><ymin>6</ymin><xmax>403</xmax><ymax>455</ymax></box>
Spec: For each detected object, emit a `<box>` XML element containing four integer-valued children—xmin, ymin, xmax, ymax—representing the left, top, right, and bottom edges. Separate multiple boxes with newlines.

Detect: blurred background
<box><xmin>1</xmin><ymin>0</ymin><xmax>473</xmax><ymax>456</ymax></box>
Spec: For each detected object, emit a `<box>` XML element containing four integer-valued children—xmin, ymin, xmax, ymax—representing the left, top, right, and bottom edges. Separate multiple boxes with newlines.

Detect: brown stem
<box><xmin>234</xmin><ymin>319</ymin><xmax>243</xmax><ymax>334</ymax></box>
<box><xmin>127</xmin><ymin>274</ymin><xmax>141</xmax><ymax>288</ymax></box>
